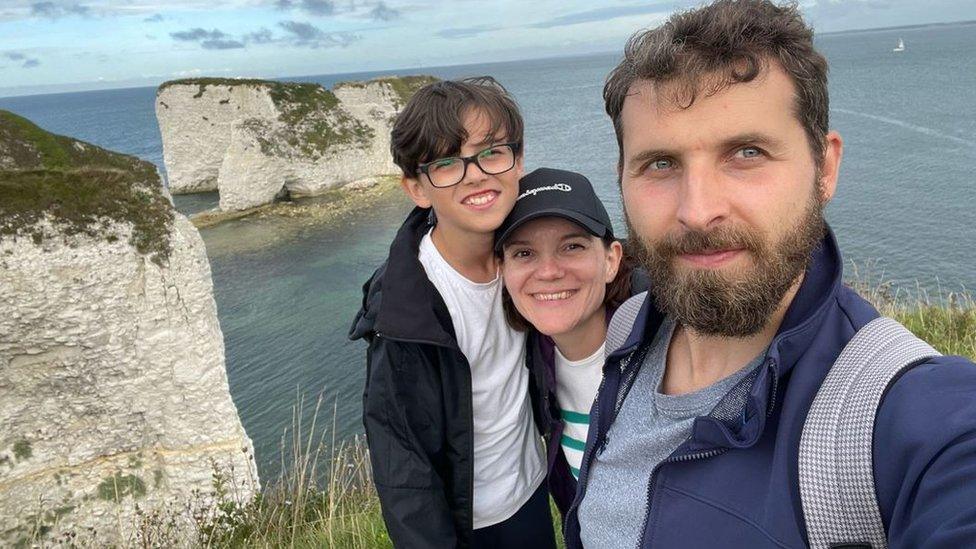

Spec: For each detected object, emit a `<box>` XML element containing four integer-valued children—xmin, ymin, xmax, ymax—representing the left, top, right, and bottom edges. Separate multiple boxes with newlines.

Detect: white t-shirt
<box><xmin>555</xmin><ymin>342</ymin><xmax>605</xmax><ymax>479</ymax></box>
<box><xmin>418</xmin><ymin>230</ymin><xmax>546</xmax><ymax>528</ymax></box>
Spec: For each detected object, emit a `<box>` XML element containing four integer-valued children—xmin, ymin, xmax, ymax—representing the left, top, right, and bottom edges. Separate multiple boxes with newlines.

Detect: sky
<box><xmin>1</xmin><ymin>0</ymin><xmax>975</xmax><ymax>96</ymax></box>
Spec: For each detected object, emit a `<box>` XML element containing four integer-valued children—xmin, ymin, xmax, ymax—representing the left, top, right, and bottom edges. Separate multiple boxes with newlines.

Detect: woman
<box><xmin>495</xmin><ymin>167</ymin><xmax>642</xmax><ymax>516</ymax></box>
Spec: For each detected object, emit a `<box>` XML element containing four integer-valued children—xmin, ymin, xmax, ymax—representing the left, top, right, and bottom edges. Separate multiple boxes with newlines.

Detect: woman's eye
<box><xmin>565</xmin><ymin>243</ymin><xmax>585</xmax><ymax>252</ymax></box>
<box><xmin>511</xmin><ymin>249</ymin><xmax>532</xmax><ymax>259</ymax></box>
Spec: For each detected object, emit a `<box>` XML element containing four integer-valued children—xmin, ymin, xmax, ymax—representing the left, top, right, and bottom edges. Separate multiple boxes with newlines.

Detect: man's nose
<box><xmin>676</xmin><ymin>162</ymin><xmax>729</xmax><ymax>231</ymax></box>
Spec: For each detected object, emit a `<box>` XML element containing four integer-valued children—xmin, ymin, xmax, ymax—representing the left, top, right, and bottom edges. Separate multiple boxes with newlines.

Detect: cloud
<box><xmin>275</xmin><ymin>0</ymin><xmax>335</xmax><ymax>16</ymax></box>
<box><xmin>170</xmin><ymin>27</ymin><xmax>247</xmax><ymax>49</ymax></box>
<box><xmin>202</xmin><ymin>39</ymin><xmax>246</xmax><ymax>49</ymax></box>
<box><xmin>244</xmin><ymin>28</ymin><xmax>274</xmax><ymax>44</ymax></box>
<box><xmin>143</xmin><ymin>13</ymin><xmax>164</xmax><ymax>23</ymax></box>
<box><xmin>2</xmin><ymin>51</ymin><xmax>41</xmax><ymax>68</ymax></box>
<box><xmin>530</xmin><ymin>3</ymin><xmax>679</xmax><ymax>29</ymax></box>
<box><xmin>436</xmin><ymin>25</ymin><xmax>495</xmax><ymax>39</ymax></box>
<box><xmin>30</xmin><ymin>1</ymin><xmax>90</xmax><ymax>18</ymax></box>
<box><xmin>369</xmin><ymin>1</ymin><xmax>400</xmax><ymax>21</ymax></box>
<box><xmin>170</xmin><ymin>28</ymin><xmax>230</xmax><ymax>41</ymax></box>
<box><xmin>278</xmin><ymin>20</ymin><xmax>359</xmax><ymax>48</ymax></box>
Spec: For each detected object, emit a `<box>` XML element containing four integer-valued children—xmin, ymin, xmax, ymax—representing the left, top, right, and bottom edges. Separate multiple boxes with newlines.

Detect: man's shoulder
<box><xmin>874</xmin><ymin>354</ymin><xmax>976</xmax><ymax>462</ymax></box>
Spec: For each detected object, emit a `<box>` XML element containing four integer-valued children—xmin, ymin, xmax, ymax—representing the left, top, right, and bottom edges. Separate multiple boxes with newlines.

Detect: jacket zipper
<box><xmin>634</xmin><ymin>358</ymin><xmax>778</xmax><ymax>548</ymax></box>
<box><xmin>634</xmin><ymin>447</ymin><xmax>728</xmax><ymax>548</ymax></box>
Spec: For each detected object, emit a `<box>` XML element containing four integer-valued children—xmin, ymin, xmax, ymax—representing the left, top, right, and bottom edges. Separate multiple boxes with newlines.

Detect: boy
<box><xmin>349</xmin><ymin>77</ymin><xmax>554</xmax><ymax>548</ymax></box>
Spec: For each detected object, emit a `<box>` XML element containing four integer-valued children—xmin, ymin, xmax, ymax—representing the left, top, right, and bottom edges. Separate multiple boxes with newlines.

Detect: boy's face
<box><xmin>401</xmin><ymin>109</ymin><xmax>523</xmax><ymax>238</ymax></box>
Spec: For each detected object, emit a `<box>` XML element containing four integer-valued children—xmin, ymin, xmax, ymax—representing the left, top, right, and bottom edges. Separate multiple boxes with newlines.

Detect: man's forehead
<box><xmin>620</xmin><ymin>66</ymin><xmax>798</xmax><ymax>142</ymax></box>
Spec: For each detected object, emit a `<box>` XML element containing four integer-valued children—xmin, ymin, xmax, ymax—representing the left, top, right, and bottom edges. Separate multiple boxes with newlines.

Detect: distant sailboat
<box><xmin>893</xmin><ymin>38</ymin><xmax>905</xmax><ymax>52</ymax></box>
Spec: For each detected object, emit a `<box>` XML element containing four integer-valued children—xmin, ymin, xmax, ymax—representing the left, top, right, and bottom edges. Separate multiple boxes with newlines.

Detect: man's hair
<box><xmin>391</xmin><ymin>76</ymin><xmax>524</xmax><ymax>177</ymax></box>
<box><xmin>500</xmin><ymin>238</ymin><xmax>635</xmax><ymax>332</ymax></box>
<box><xmin>604</xmin><ymin>0</ymin><xmax>829</xmax><ymax>167</ymax></box>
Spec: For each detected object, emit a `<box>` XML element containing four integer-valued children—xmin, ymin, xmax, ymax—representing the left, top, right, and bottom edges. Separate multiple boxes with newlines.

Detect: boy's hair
<box><xmin>604</xmin><ymin>0</ymin><xmax>829</xmax><ymax>168</ymax></box>
<box><xmin>500</xmin><ymin>238</ymin><xmax>636</xmax><ymax>332</ymax></box>
<box><xmin>391</xmin><ymin>76</ymin><xmax>524</xmax><ymax>177</ymax></box>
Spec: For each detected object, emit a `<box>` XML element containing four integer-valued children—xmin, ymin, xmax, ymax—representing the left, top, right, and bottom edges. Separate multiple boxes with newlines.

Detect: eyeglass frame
<box><xmin>414</xmin><ymin>141</ymin><xmax>523</xmax><ymax>188</ymax></box>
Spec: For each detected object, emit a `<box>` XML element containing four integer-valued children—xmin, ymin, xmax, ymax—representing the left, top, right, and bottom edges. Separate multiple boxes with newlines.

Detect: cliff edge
<box><xmin>0</xmin><ymin>110</ymin><xmax>258</xmax><ymax>545</ymax></box>
<box><xmin>156</xmin><ymin>75</ymin><xmax>436</xmax><ymax>211</ymax></box>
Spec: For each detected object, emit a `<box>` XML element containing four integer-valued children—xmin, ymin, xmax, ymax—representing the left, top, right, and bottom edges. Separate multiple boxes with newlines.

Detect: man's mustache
<box><xmin>653</xmin><ymin>226</ymin><xmax>765</xmax><ymax>258</ymax></box>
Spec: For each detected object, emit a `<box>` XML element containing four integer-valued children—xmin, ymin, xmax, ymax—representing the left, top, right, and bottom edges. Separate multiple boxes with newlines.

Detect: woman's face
<box><xmin>501</xmin><ymin>217</ymin><xmax>622</xmax><ymax>339</ymax></box>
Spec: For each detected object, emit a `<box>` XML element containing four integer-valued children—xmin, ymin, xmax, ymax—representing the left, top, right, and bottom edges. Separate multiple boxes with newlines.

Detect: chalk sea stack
<box><xmin>0</xmin><ymin>110</ymin><xmax>258</xmax><ymax>545</ymax></box>
<box><xmin>156</xmin><ymin>75</ymin><xmax>437</xmax><ymax>211</ymax></box>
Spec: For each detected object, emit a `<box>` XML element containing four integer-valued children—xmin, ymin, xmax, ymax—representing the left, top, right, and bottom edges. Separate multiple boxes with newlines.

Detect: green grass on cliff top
<box><xmin>0</xmin><ymin>110</ymin><xmax>173</xmax><ymax>264</ymax></box>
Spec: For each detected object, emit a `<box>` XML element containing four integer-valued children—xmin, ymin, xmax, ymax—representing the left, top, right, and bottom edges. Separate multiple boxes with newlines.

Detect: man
<box><xmin>563</xmin><ymin>1</ymin><xmax>976</xmax><ymax>547</ymax></box>
<box><xmin>349</xmin><ymin>78</ymin><xmax>555</xmax><ymax>548</ymax></box>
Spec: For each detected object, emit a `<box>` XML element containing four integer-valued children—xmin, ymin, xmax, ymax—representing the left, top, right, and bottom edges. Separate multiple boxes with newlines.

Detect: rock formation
<box><xmin>156</xmin><ymin>75</ymin><xmax>437</xmax><ymax>211</ymax></box>
<box><xmin>0</xmin><ymin>110</ymin><xmax>258</xmax><ymax>545</ymax></box>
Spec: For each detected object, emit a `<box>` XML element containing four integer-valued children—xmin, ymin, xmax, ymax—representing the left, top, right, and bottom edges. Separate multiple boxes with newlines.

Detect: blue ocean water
<box><xmin>2</xmin><ymin>24</ymin><xmax>974</xmax><ymax>479</ymax></box>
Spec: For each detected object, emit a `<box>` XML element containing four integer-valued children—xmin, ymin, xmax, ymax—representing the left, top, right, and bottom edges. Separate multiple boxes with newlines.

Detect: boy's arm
<box><xmin>363</xmin><ymin>337</ymin><xmax>458</xmax><ymax>548</ymax></box>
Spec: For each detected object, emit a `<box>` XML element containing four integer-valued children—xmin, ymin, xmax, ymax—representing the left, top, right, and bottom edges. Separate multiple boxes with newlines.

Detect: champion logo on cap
<box><xmin>517</xmin><ymin>182</ymin><xmax>572</xmax><ymax>201</ymax></box>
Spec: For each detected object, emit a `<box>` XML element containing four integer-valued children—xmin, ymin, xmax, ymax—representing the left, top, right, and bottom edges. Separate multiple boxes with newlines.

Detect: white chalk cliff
<box><xmin>0</xmin><ymin>110</ymin><xmax>258</xmax><ymax>545</ymax></box>
<box><xmin>156</xmin><ymin>76</ymin><xmax>437</xmax><ymax>211</ymax></box>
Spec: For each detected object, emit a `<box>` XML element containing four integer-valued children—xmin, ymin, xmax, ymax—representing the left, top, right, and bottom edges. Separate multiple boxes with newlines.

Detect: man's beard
<box><xmin>628</xmin><ymin>188</ymin><xmax>826</xmax><ymax>338</ymax></box>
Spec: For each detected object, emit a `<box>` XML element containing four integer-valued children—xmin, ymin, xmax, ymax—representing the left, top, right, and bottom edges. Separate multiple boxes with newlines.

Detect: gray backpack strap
<box><xmin>605</xmin><ymin>291</ymin><xmax>647</xmax><ymax>359</ymax></box>
<box><xmin>799</xmin><ymin>317</ymin><xmax>940</xmax><ymax>549</ymax></box>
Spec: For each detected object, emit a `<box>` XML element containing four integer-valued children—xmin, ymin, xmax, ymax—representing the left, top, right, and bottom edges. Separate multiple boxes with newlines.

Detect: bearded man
<box><xmin>562</xmin><ymin>1</ymin><xmax>976</xmax><ymax>548</ymax></box>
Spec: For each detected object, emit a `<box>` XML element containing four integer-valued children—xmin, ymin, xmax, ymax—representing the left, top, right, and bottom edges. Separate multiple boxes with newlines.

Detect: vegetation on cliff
<box><xmin>157</xmin><ymin>75</ymin><xmax>439</xmax><ymax>158</ymax></box>
<box><xmin>0</xmin><ymin>110</ymin><xmax>173</xmax><ymax>264</ymax></box>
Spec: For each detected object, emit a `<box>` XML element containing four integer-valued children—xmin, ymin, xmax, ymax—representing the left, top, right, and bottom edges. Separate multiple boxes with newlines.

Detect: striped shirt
<box><xmin>554</xmin><ymin>342</ymin><xmax>605</xmax><ymax>479</ymax></box>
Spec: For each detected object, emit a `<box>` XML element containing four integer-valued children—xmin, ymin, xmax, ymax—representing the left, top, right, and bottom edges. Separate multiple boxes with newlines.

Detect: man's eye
<box><xmin>648</xmin><ymin>158</ymin><xmax>673</xmax><ymax>171</ymax></box>
<box><xmin>736</xmin><ymin>146</ymin><xmax>763</xmax><ymax>159</ymax></box>
<box><xmin>480</xmin><ymin>147</ymin><xmax>502</xmax><ymax>158</ymax></box>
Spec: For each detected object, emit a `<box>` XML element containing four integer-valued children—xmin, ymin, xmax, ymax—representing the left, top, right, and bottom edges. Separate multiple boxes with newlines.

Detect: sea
<box><xmin>1</xmin><ymin>23</ymin><xmax>974</xmax><ymax>481</ymax></box>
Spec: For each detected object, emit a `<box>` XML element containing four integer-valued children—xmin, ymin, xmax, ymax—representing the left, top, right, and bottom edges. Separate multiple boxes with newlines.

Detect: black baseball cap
<box><xmin>495</xmin><ymin>167</ymin><xmax>614</xmax><ymax>252</ymax></box>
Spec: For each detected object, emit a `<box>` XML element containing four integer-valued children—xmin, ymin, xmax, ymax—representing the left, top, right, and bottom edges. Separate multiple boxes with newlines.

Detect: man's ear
<box><xmin>818</xmin><ymin>131</ymin><xmax>843</xmax><ymax>204</ymax></box>
<box><xmin>400</xmin><ymin>175</ymin><xmax>432</xmax><ymax>208</ymax></box>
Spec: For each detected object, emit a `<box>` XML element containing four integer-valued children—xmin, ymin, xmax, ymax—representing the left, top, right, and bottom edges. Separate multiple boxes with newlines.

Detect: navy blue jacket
<box><xmin>564</xmin><ymin>230</ymin><xmax>976</xmax><ymax>548</ymax></box>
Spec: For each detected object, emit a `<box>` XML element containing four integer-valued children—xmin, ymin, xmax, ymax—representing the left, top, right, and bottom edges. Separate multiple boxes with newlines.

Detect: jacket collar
<box><xmin>371</xmin><ymin>206</ymin><xmax>458</xmax><ymax>348</ymax></box>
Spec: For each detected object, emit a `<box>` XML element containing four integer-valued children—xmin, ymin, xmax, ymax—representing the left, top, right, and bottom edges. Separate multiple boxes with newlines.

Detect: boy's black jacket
<box><xmin>350</xmin><ymin>205</ymin><xmax>530</xmax><ymax>548</ymax></box>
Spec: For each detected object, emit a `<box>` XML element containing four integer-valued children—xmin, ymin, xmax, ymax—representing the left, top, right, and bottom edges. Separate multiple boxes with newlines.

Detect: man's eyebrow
<box><xmin>719</xmin><ymin>132</ymin><xmax>783</xmax><ymax>150</ymax></box>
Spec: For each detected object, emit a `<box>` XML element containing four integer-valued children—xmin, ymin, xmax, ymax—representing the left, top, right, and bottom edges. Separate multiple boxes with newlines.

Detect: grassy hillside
<box><xmin>0</xmin><ymin>110</ymin><xmax>173</xmax><ymax>264</ymax></box>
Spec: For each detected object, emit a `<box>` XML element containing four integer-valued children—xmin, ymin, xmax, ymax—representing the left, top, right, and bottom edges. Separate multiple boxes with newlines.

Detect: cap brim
<box><xmin>495</xmin><ymin>208</ymin><xmax>610</xmax><ymax>252</ymax></box>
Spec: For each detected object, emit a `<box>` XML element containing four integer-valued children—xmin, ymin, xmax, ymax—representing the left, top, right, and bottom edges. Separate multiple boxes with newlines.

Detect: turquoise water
<box><xmin>2</xmin><ymin>23</ymin><xmax>974</xmax><ymax>479</ymax></box>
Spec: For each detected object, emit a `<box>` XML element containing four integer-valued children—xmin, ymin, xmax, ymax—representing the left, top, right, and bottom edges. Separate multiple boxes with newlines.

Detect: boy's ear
<box><xmin>400</xmin><ymin>175</ymin><xmax>432</xmax><ymax>208</ymax></box>
<box><xmin>515</xmin><ymin>154</ymin><xmax>525</xmax><ymax>179</ymax></box>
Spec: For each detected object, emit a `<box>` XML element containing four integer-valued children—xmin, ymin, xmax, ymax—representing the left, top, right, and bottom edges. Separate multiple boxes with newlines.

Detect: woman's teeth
<box><xmin>533</xmin><ymin>290</ymin><xmax>575</xmax><ymax>301</ymax></box>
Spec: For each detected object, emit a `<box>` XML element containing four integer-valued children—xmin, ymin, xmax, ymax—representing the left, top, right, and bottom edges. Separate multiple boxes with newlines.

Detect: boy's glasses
<box><xmin>416</xmin><ymin>142</ymin><xmax>522</xmax><ymax>188</ymax></box>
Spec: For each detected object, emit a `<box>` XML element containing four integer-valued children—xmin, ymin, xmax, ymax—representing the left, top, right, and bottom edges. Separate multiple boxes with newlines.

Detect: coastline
<box><xmin>189</xmin><ymin>175</ymin><xmax>403</xmax><ymax>230</ymax></box>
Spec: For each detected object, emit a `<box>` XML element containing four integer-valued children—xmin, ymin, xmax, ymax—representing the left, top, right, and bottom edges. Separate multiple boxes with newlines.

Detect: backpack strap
<box><xmin>799</xmin><ymin>317</ymin><xmax>940</xmax><ymax>549</ymax></box>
